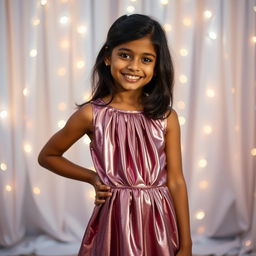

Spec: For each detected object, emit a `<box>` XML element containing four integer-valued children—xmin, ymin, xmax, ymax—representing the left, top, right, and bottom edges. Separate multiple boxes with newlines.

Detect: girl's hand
<box><xmin>176</xmin><ymin>246</ymin><xmax>192</xmax><ymax>256</ymax></box>
<box><xmin>91</xmin><ymin>174</ymin><xmax>112</xmax><ymax>205</ymax></box>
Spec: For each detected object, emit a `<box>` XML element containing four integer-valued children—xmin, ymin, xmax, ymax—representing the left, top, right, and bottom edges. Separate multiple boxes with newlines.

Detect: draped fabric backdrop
<box><xmin>0</xmin><ymin>0</ymin><xmax>255</xmax><ymax>255</ymax></box>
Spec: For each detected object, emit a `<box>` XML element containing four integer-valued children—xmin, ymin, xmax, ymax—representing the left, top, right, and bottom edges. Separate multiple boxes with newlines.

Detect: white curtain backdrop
<box><xmin>0</xmin><ymin>0</ymin><xmax>255</xmax><ymax>255</ymax></box>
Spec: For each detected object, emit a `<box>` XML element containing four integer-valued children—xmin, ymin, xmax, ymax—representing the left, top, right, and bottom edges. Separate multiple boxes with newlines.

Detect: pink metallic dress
<box><xmin>78</xmin><ymin>98</ymin><xmax>179</xmax><ymax>256</ymax></box>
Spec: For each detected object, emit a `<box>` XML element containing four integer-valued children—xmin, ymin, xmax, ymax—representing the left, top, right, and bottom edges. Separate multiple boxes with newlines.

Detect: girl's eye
<box><xmin>142</xmin><ymin>57</ymin><xmax>153</xmax><ymax>63</ymax></box>
<box><xmin>119</xmin><ymin>53</ymin><xmax>130</xmax><ymax>59</ymax></box>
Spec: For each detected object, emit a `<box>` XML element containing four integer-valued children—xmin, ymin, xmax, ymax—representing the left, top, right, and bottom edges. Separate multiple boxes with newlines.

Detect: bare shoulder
<box><xmin>166</xmin><ymin>108</ymin><xmax>180</xmax><ymax>133</ymax></box>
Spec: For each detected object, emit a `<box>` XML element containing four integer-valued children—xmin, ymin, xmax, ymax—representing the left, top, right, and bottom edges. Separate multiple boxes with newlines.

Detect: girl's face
<box><xmin>105</xmin><ymin>36</ymin><xmax>157</xmax><ymax>94</ymax></box>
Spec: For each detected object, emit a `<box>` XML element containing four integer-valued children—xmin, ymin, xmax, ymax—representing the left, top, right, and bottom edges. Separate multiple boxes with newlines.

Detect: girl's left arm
<box><xmin>165</xmin><ymin>109</ymin><xmax>192</xmax><ymax>255</ymax></box>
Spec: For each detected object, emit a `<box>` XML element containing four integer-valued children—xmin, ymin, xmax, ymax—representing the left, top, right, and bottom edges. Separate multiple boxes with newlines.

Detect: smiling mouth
<box><xmin>122</xmin><ymin>73</ymin><xmax>143</xmax><ymax>82</ymax></box>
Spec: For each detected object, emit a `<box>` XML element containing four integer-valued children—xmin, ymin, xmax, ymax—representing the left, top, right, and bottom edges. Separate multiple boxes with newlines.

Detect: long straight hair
<box><xmin>76</xmin><ymin>14</ymin><xmax>175</xmax><ymax>120</ymax></box>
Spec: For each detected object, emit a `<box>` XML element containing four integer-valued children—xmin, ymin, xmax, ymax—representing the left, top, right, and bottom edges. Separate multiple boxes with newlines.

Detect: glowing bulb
<box><xmin>179</xmin><ymin>75</ymin><xmax>188</xmax><ymax>84</ymax></box>
<box><xmin>206</xmin><ymin>89</ymin><xmax>215</xmax><ymax>97</ymax></box>
<box><xmin>127</xmin><ymin>5</ymin><xmax>135</xmax><ymax>13</ymax></box>
<box><xmin>253</xmin><ymin>6</ymin><xmax>256</xmax><ymax>12</ymax></box>
<box><xmin>161</xmin><ymin>0</ymin><xmax>168</xmax><ymax>5</ymax></box>
<box><xmin>24</xmin><ymin>143</ymin><xmax>32</xmax><ymax>153</ymax></box>
<box><xmin>32</xmin><ymin>18</ymin><xmax>40</xmax><ymax>26</ymax></box>
<box><xmin>251</xmin><ymin>148</ymin><xmax>256</xmax><ymax>156</ymax></box>
<box><xmin>130</xmin><ymin>0</ymin><xmax>137</xmax><ymax>2</ymax></box>
<box><xmin>0</xmin><ymin>110</ymin><xmax>8</xmax><ymax>119</ymax></box>
<box><xmin>178</xmin><ymin>116</ymin><xmax>186</xmax><ymax>126</ymax></box>
<box><xmin>195</xmin><ymin>211</ymin><xmax>205</xmax><ymax>220</ymax></box>
<box><xmin>183</xmin><ymin>18</ymin><xmax>192</xmax><ymax>26</ymax></box>
<box><xmin>208</xmin><ymin>32</ymin><xmax>217</xmax><ymax>40</ymax></box>
<box><xmin>60</xmin><ymin>40</ymin><xmax>69</xmax><ymax>49</ymax></box>
<box><xmin>198</xmin><ymin>158</ymin><xmax>207</xmax><ymax>168</ymax></box>
<box><xmin>58</xmin><ymin>120</ymin><xmax>66</xmax><ymax>128</ymax></box>
<box><xmin>231</xmin><ymin>87</ymin><xmax>236</xmax><ymax>94</ymax></box>
<box><xmin>33</xmin><ymin>187</ymin><xmax>41</xmax><ymax>195</ymax></box>
<box><xmin>204</xmin><ymin>10</ymin><xmax>212</xmax><ymax>19</ymax></box>
<box><xmin>76</xmin><ymin>61</ymin><xmax>85</xmax><ymax>69</ymax></box>
<box><xmin>203</xmin><ymin>125</ymin><xmax>212</xmax><ymax>134</ymax></box>
<box><xmin>23</xmin><ymin>88</ymin><xmax>29</xmax><ymax>96</ymax></box>
<box><xmin>244</xmin><ymin>240</ymin><xmax>252</xmax><ymax>247</ymax></box>
<box><xmin>40</xmin><ymin>0</ymin><xmax>47</xmax><ymax>6</ymax></box>
<box><xmin>197</xmin><ymin>226</ymin><xmax>205</xmax><ymax>234</ymax></box>
<box><xmin>163</xmin><ymin>24</ymin><xmax>172</xmax><ymax>32</ymax></box>
<box><xmin>59</xmin><ymin>16</ymin><xmax>70</xmax><ymax>25</ymax></box>
<box><xmin>57</xmin><ymin>67</ymin><xmax>66</xmax><ymax>76</ymax></box>
<box><xmin>83</xmin><ymin>135</ymin><xmax>91</xmax><ymax>145</ymax></box>
<box><xmin>5</xmin><ymin>185</ymin><xmax>12</xmax><ymax>191</ymax></box>
<box><xmin>30</xmin><ymin>49</ymin><xmax>37</xmax><ymax>57</ymax></box>
<box><xmin>177</xmin><ymin>101</ymin><xmax>185</xmax><ymax>110</ymax></box>
<box><xmin>58</xmin><ymin>102</ymin><xmax>67</xmax><ymax>111</ymax></box>
<box><xmin>199</xmin><ymin>180</ymin><xmax>209</xmax><ymax>189</ymax></box>
<box><xmin>83</xmin><ymin>92</ymin><xmax>91</xmax><ymax>101</ymax></box>
<box><xmin>0</xmin><ymin>163</ymin><xmax>7</xmax><ymax>171</ymax></box>
<box><xmin>252</xmin><ymin>36</ymin><xmax>256</xmax><ymax>43</ymax></box>
<box><xmin>88</xmin><ymin>189</ymin><xmax>96</xmax><ymax>199</ymax></box>
<box><xmin>180</xmin><ymin>48</ymin><xmax>188</xmax><ymax>56</ymax></box>
<box><xmin>77</xmin><ymin>25</ymin><xmax>87</xmax><ymax>34</ymax></box>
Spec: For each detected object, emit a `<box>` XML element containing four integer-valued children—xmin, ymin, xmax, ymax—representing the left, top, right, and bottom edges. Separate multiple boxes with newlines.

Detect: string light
<box><xmin>130</xmin><ymin>0</ymin><xmax>137</xmax><ymax>2</ymax></box>
<box><xmin>57</xmin><ymin>67</ymin><xmax>66</xmax><ymax>76</ymax></box>
<box><xmin>58</xmin><ymin>102</ymin><xmax>67</xmax><ymax>111</ymax></box>
<box><xmin>32</xmin><ymin>18</ymin><xmax>40</xmax><ymax>26</ymax></box>
<box><xmin>208</xmin><ymin>32</ymin><xmax>217</xmax><ymax>40</ymax></box>
<box><xmin>160</xmin><ymin>0</ymin><xmax>169</xmax><ymax>5</ymax></box>
<box><xmin>77</xmin><ymin>25</ymin><xmax>87</xmax><ymax>35</ymax></box>
<box><xmin>59</xmin><ymin>15</ymin><xmax>70</xmax><ymax>25</ymax></box>
<box><xmin>253</xmin><ymin>6</ymin><xmax>256</xmax><ymax>12</ymax></box>
<box><xmin>199</xmin><ymin>180</ymin><xmax>209</xmax><ymax>189</ymax></box>
<box><xmin>76</xmin><ymin>60</ymin><xmax>85</xmax><ymax>69</ymax></box>
<box><xmin>24</xmin><ymin>143</ymin><xmax>32</xmax><ymax>153</ymax></box>
<box><xmin>203</xmin><ymin>125</ymin><xmax>212</xmax><ymax>134</ymax></box>
<box><xmin>179</xmin><ymin>48</ymin><xmax>188</xmax><ymax>56</ymax></box>
<box><xmin>251</xmin><ymin>148</ymin><xmax>256</xmax><ymax>156</ymax></box>
<box><xmin>163</xmin><ymin>24</ymin><xmax>172</xmax><ymax>32</ymax></box>
<box><xmin>198</xmin><ymin>159</ymin><xmax>207</xmax><ymax>168</ymax></box>
<box><xmin>33</xmin><ymin>187</ymin><xmax>41</xmax><ymax>195</ymax></box>
<box><xmin>203</xmin><ymin>10</ymin><xmax>212</xmax><ymax>19</ymax></box>
<box><xmin>252</xmin><ymin>36</ymin><xmax>256</xmax><ymax>43</ymax></box>
<box><xmin>58</xmin><ymin>120</ymin><xmax>66</xmax><ymax>128</ymax></box>
<box><xmin>40</xmin><ymin>0</ymin><xmax>47</xmax><ymax>6</ymax></box>
<box><xmin>23</xmin><ymin>88</ymin><xmax>29</xmax><ymax>96</ymax></box>
<box><xmin>177</xmin><ymin>101</ymin><xmax>185</xmax><ymax>110</ymax></box>
<box><xmin>183</xmin><ymin>18</ymin><xmax>192</xmax><ymax>27</ymax></box>
<box><xmin>0</xmin><ymin>163</ymin><xmax>7</xmax><ymax>171</ymax></box>
<box><xmin>195</xmin><ymin>210</ymin><xmax>205</xmax><ymax>220</ymax></box>
<box><xmin>206</xmin><ymin>89</ymin><xmax>215</xmax><ymax>98</ymax></box>
<box><xmin>83</xmin><ymin>92</ymin><xmax>91</xmax><ymax>101</ymax></box>
<box><xmin>127</xmin><ymin>6</ymin><xmax>135</xmax><ymax>14</ymax></box>
<box><xmin>197</xmin><ymin>226</ymin><xmax>205</xmax><ymax>234</ymax></box>
<box><xmin>179</xmin><ymin>75</ymin><xmax>188</xmax><ymax>84</ymax></box>
<box><xmin>60</xmin><ymin>40</ymin><xmax>69</xmax><ymax>49</ymax></box>
<box><xmin>30</xmin><ymin>49</ymin><xmax>37</xmax><ymax>57</ymax></box>
<box><xmin>5</xmin><ymin>185</ymin><xmax>12</xmax><ymax>192</ymax></box>
<box><xmin>244</xmin><ymin>240</ymin><xmax>252</xmax><ymax>247</ymax></box>
<box><xmin>88</xmin><ymin>189</ymin><xmax>95</xmax><ymax>199</ymax></box>
<box><xmin>0</xmin><ymin>110</ymin><xmax>8</xmax><ymax>119</ymax></box>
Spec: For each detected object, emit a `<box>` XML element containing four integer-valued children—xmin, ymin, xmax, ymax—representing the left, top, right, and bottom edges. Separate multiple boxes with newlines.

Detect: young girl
<box><xmin>38</xmin><ymin>14</ymin><xmax>192</xmax><ymax>256</ymax></box>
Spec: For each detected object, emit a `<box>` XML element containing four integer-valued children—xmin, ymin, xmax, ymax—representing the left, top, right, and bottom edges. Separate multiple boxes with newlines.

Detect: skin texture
<box><xmin>38</xmin><ymin>36</ymin><xmax>192</xmax><ymax>255</ymax></box>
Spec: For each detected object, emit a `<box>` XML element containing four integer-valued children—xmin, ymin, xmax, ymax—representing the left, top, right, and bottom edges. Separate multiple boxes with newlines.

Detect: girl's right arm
<box><xmin>38</xmin><ymin>103</ymin><xmax>95</xmax><ymax>184</ymax></box>
<box><xmin>38</xmin><ymin>103</ymin><xmax>112</xmax><ymax>204</ymax></box>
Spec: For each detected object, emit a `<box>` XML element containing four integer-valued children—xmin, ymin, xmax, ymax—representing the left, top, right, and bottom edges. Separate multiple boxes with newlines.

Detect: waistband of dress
<box><xmin>109</xmin><ymin>184</ymin><xmax>167</xmax><ymax>190</ymax></box>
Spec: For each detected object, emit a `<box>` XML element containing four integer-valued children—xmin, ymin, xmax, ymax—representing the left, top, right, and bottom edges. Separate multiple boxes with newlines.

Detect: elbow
<box><xmin>38</xmin><ymin>150</ymin><xmax>47</xmax><ymax>167</ymax></box>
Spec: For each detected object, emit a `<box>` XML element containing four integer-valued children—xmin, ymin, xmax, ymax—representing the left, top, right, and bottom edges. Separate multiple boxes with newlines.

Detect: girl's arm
<box><xmin>165</xmin><ymin>109</ymin><xmax>192</xmax><ymax>254</ymax></box>
<box><xmin>38</xmin><ymin>103</ymin><xmax>96</xmax><ymax>184</ymax></box>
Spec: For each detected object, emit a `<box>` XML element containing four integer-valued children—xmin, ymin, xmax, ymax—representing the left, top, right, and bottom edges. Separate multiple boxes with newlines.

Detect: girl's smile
<box><xmin>105</xmin><ymin>36</ymin><xmax>157</xmax><ymax>92</ymax></box>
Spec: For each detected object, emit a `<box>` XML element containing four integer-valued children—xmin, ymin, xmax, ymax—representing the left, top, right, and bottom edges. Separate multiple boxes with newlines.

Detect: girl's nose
<box><xmin>127</xmin><ymin>59</ymin><xmax>140</xmax><ymax>71</ymax></box>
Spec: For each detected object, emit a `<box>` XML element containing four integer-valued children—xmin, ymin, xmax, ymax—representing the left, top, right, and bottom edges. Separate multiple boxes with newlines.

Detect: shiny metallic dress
<box><xmin>78</xmin><ymin>98</ymin><xmax>179</xmax><ymax>256</ymax></box>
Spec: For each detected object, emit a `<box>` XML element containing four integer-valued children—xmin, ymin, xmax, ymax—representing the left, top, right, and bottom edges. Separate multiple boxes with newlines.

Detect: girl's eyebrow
<box><xmin>117</xmin><ymin>48</ymin><xmax>156</xmax><ymax>58</ymax></box>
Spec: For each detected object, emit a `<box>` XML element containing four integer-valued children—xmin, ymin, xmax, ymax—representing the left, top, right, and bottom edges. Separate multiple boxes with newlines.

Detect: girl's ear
<box><xmin>104</xmin><ymin>57</ymin><xmax>111</xmax><ymax>66</ymax></box>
